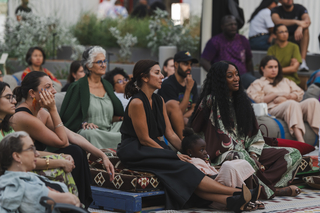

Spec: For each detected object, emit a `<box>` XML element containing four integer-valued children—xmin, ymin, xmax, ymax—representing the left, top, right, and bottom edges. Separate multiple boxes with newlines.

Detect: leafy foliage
<box><xmin>0</xmin><ymin>12</ymin><xmax>84</xmax><ymax>66</ymax></box>
<box><xmin>147</xmin><ymin>9</ymin><xmax>200</xmax><ymax>56</ymax></box>
<box><xmin>72</xmin><ymin>14</ymin><xmax>150</xmax><ymax>48</ymax></box>
<box><xmin>109</xmin><ymin>27</ymin><xmax>137</xmax><ymax>63</ymax></box>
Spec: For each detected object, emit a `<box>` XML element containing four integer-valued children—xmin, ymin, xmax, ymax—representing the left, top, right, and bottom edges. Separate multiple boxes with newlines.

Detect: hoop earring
<box><xmin>32</xmin><ymin>97</ymin><xmax>37</xmax><ymax>110</ymax></box>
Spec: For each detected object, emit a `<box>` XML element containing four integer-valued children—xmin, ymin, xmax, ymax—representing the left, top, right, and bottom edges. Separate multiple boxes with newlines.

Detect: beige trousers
<box><xmin>269</xmin><ymin>98</ymin><xmax>320</xmax><ymax>135</ymax></box>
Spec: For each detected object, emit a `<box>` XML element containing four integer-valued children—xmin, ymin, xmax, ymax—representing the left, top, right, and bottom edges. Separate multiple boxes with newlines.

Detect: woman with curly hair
<box><xmin>189</xmin><ymin>61</ymin><xmax>302</xmax><ymax>199</ymax></box>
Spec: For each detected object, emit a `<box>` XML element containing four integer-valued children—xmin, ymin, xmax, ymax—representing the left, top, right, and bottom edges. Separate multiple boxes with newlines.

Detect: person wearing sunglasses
<box><xmin>0</xmin><ymin>131</ymin><xmax>81</xmax><ymax>212</ymax></box>
<box><xmin>60</xmin><ymin>46</ymin><xmax>124</xmax><ymax>150</ymax></box>
<box><xmin>104</xmin><ymin>67</ymin><xmax>130</xmax><ymax>110</ymax></box>
<box><xmin>267</xmin><ymin>24</ymin><xmax>302</xmax><ymax>86</ymax></box>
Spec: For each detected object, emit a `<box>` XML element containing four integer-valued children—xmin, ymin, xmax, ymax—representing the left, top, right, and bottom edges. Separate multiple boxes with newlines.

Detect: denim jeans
<box><xmin>249</xmin><ymin>34</ymin><xmax>271</xmax><ymax>51</ymax></box>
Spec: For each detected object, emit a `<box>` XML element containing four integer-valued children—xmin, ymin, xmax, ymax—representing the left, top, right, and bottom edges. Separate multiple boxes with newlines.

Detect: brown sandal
<box><xmin>275</xmin><ymin>185</ymin><xmax>301</xmax><ymax>197</ymax></box>
<box><xmin>244</xmin><ymin>201</ymin><xmax>258</xmax><ymax>211</ymax></box>
<box><xmin>255</xmin><ymin>200</ymin><xmax>265</xmax><ymax>209</ymax></box>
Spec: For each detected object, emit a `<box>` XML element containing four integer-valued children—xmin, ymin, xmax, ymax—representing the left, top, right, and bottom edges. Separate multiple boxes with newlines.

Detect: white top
<box><xmin>249</xmin><ymin>8</ymin><xmax>274</xmax><ymax>37</ymax></box>
<box><xmin>115</xmin><ymin>92</ymin><xmax>130</xmax><ymax>111</ymax></box>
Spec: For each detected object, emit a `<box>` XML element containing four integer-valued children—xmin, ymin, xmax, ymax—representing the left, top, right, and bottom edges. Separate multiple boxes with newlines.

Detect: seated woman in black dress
<box><xmin>117</xmin><ymin>60</ymin><xmax>259</xmax><ymax>211</ymax></box>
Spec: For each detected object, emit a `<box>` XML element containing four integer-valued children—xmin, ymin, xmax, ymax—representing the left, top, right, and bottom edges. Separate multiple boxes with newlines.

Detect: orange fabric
<box><xmin>21</xmin><ymin>67</ymin><xmax>61</xmax><ymax>84</ymax></box>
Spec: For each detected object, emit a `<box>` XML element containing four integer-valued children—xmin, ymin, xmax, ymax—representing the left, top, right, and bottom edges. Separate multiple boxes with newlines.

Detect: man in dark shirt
<box><xmin>158</xmin><ymin>51</ymin><xmax>198</xmax><ymax>140</ymax></box>
<box><xmin>271</xmin><ymin>0</ymin><xmax>310</xmax><ymax>70</ymax></box>
<box><xmin>15</xmin><ymin>0</ymin><xmax>32</xmax><ymax>21</ymax></box>
<box><xmin>200</xmin><ymin>15</ymin><xmax>255</xmax><ymax>89</ymax></box>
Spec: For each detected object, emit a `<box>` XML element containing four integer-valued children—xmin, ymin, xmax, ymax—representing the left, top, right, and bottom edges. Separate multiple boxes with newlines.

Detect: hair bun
<box><xmin>183</xmin><ymin>127</ymin><xmax>195</xmax><ymax>137</ymax></box>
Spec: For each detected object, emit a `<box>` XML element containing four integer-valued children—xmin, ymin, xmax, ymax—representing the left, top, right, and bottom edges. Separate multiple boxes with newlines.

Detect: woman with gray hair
<box><xmin>60</xmin><ymin>46</ymin><xmax>124</xmax><ymax>149</ymax></box>
<box><xmin>0</xmin><ymin>131</ymin><xmax>81</xmax><ymax>212</ymax></box>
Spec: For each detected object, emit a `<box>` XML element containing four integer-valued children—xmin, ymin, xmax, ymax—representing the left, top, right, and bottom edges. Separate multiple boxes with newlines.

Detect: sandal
<box><xmin>227</xmin><ymin>185</ymin><xmax>252</xmax><ymax>213</ymax></box>
<box><xmin>255</xmin><ymin>200</ymin><xmax>265</xmax><ymax>209</ymax></box>
<box><xmin>275</xmin><ymin>185</ymin><xmax>301</xmax><ymax>197</ymax></box>
<box><xmin>244</xmin><ymin>201</ymin><xmax>258</xmax><ymax>211</ymax></box>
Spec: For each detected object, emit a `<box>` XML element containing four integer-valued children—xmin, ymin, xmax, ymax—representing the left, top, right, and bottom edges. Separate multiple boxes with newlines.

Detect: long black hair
<box><xmin>67</xmin><ymin>60</ymin><xmax>82</xmax><ymax>83</ymax></box>
<box><xmin>259</xmin><ymin>55</ymin><xmax>283</xmax><ymax>87</ymax></box>
<box><xmin>249</xmin><ymin>0</ymin><xmax>277</xmax><ymax>22</ymax></box>
<box><xmin>189</xmin><ymin>61</ymin><xmax>255</xmax><ymax>137</ymax></box>
<box><xmin>0</xmin><ymin>82</ymin><xmax>12</xmax><ymax>132</ymax></box>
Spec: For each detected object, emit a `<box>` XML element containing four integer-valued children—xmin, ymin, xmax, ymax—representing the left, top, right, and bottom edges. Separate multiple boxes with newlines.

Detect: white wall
<box><xmin>7</xmin><ymin>0</ymin><xmax>102</xmax><ymax>27</ymax></box>
<box><xmin>239</xmin><ymin>0</ymin><xmax>320</xmax><ymax>54</ymax></box>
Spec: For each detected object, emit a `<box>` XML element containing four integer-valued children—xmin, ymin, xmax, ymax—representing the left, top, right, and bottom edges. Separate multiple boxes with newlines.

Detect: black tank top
<box><xmin>15</xmin><ymin>107</ymin><xmax>47</xmax><ymax>151</ymax></box>
<box><xmin>120</xmin><ymin>91</ymin><xmax>166</xmax><ymax>140</ymax></box>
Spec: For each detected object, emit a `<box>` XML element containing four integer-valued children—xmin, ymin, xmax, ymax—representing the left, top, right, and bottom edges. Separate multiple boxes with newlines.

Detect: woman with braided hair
<box><xmin>189</xmin><ymin>60</ymin><xmax>302</xmax><ymax>199</ymax></box>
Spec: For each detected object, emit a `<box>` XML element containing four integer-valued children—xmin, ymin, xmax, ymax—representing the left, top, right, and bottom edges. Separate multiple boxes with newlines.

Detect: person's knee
<box><xmin>287</xmin><ymin>100</ymin><xmax>300</xmax><ymax>107</ymax></box>
<box><xmin>306</xmin><ymin>97</ymin><xmax>318</xmax><ymax>106</ymax></box>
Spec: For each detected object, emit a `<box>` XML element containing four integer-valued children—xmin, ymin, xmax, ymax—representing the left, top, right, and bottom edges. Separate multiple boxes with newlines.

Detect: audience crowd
<box><xmin>1</xmin><ymin>0</ymin><xmax>320</xmax><ymax>212</ymax></box>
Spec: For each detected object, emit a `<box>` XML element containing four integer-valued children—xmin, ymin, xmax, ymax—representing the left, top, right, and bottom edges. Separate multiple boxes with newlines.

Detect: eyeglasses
<box><xmin>277</xmin><ymin>30</ymin><xmax>288</xmax><ymax>34</ymax></box>
<box><xmin>115</xmin><ymin>78</ymin><xmax>128</xmax><ymax>84</ymax></box>
<box><xmin>0</xmin><ymin>94</ymin><xmax>16</xmax><ymax>103</ymax></box>
<box><xmin>93</xmin><ymin>59</ymin><xmax>108</xmax><ymax>66</ymax></box>
<box><xmin>21</xmin><ymin>145</ymin><xmax>37</xmax><ymax>155</ymax></box>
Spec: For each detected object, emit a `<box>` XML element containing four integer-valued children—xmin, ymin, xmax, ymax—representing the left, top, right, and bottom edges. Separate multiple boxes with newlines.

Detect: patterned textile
<box><xmin>33</xmin><ymin>155</ymin><xmax>78</xmax><ymax>196</ymax></box>
<box><xmin>88</xmin><ymin>149</ymin><xmax>163</xmax><ymax>192</ymax></box>
<box><xmin>191</xmin><ymin>95</ymin><xmax>302</xmax><ymax>199</ymax></box>
<box><xmin>303</xmin><ymin>176</ymin><xmax>320</xmax><ymax>189</ymax></box>
<box><xmin>21</xmin><ymin>67</ymin><xmax>61</xmax><ymax>84</ymax></box>
<box><xmin>297</xmin><ymin>156</ymin><xmax>313</xmax><ymax>173</ymax></box>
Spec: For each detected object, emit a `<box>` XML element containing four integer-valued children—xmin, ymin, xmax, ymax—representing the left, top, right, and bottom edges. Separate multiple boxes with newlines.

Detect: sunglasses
<box><xmin>93</xmin><ymin>59</ymin><xmax>108</xmax><ymax>67</ymax></box>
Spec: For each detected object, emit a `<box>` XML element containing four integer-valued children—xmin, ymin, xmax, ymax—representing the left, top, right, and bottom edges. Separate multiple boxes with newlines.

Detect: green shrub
<box><xmin>72</xmin><ymin>14</ymin><xmax>150</xmax><ymax>48</ymax></box>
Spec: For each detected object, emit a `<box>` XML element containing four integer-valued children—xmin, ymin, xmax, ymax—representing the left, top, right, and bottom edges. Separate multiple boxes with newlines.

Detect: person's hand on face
<box><xmin>39</xmin><ymin>89</ymin><xmax>56</xmax><ymax>111</ymax></box>
<box><xmin>185</xmin><ymin>74</ymin><xmax>194</xmax><ymax>91</ymax></box>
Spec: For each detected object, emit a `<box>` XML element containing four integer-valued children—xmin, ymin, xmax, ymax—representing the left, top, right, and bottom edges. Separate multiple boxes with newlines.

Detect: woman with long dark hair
<box><xmin>117</xmin><ymin>59</ymin><xmax>260</xmax><ymax>211</ymax></box>
<box><xmin>247</xmin><ymin>55</ymin><xmax>320</xmax><ymax>142</ymax></box>
<box><xmin>61</xmin><ymin>61</ymin><xmax>86</xmax><ymax>92</ymax></box>
<box><xmin>190</xmin><ymin>61</ymin><xmax>302</xmax><ymax>199</ymax></box>
<box><xmin>11</xmin><ymin>71</ymin><xmax>115</xmax><ymax>209</ymax></box>
<box><xmin>248</xmin><ymin>0</ymin><xmax>278</xmax><ymax>50</ymax></box>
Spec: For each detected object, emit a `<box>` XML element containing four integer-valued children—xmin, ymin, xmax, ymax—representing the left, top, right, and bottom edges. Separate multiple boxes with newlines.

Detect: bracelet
<box><xmin>55</xmin><ymin>122</ymin><xmax>64</xmax><ymax>129</ymax></box>
<box><xmin>119</xmin><ymin>116</ymin><xmax>123</xmax><ymax>121</ymax></box>
<box><xmin>45</xmin><ymin>158</ymin><xmax>50</xmax><ymax>170</ymax></box>
<box><xmin>59</xmin><ymin>153</ymin><xmax>65</xmax><ymax>158</ymax></box>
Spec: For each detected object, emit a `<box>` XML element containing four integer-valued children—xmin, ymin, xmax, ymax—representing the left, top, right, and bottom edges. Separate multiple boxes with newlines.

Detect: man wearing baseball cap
<box><xmin>158</xmin><ymin>51</ymin><xmax>198</xmax><ymax>140</ymax></box>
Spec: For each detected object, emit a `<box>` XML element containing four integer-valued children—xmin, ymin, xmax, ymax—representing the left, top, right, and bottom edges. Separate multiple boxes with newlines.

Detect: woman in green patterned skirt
<box><xmin>190</xmin><ymin>61</ymin><xmax>302</xmax><ymax>199</ymax></box>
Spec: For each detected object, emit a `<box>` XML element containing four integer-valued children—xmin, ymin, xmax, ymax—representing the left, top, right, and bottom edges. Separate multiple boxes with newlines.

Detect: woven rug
<box><xmin>88</xmin><ymin>188</ymin><xmax>320</xmax><ymax>213</ymax></box>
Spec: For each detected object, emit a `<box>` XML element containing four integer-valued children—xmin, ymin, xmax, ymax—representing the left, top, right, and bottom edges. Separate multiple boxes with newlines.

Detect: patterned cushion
<box><xmin>297</xmin><ymin>156</ymin><xmax>313</xmax><ymax>174</ymax></box>
<box><xmin>91</xmin><ymin>168</ymin><xmax>163</xmax><ymax>192</ymax></box>
<box><xmin>88</xmin><ymin>148</ymin><xmax>163</xmax><ymax>192</ymax></box>
<box><xmin>303</xmin><ymin>176</ymin><xmax>320</xmax><ymax>189</ymax></box>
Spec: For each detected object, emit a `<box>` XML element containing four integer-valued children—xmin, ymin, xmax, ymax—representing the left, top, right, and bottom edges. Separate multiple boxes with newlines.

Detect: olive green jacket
<box><xmin>60</xmin><ymin>75</ymin><xmax>124</xmax><ymax>132</ymax></box>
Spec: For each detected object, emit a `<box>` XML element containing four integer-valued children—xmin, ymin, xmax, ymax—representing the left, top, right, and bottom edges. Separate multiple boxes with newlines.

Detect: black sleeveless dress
<box><xmin>15</xmin><ymin>107</ymin><xmax>93</xmax><ymax>209</ymax></box>
<box><xmin>117</xmin><ymin>91</ymin><xmax>210</xmax><ymax>210</ymax></box>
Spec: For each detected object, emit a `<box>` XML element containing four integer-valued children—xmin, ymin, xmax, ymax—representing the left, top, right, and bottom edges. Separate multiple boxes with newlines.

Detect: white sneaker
<box><xmin>299</xmin><ymin>60</ymin><xmax>309</xmax><ymax>71</ymax></box>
